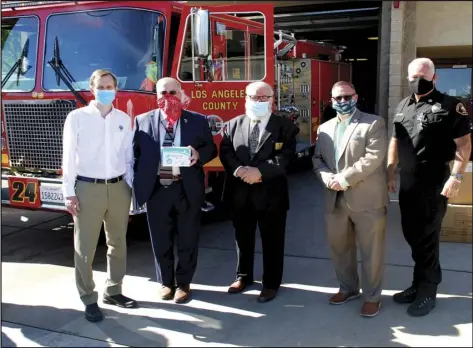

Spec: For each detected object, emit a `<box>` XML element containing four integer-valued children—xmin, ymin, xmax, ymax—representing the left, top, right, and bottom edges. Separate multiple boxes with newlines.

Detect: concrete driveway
<box><xmin>1</xmin><ymin>170</ymin><xmax>472</xmax><ymax>347</ymax></box>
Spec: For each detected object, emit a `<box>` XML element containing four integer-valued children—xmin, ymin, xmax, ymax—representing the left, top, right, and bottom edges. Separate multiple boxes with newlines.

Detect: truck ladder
<box><xmin>274</xmin><ymin>30</ymin><xmax>296</xmax><ymax>58</ymax></box>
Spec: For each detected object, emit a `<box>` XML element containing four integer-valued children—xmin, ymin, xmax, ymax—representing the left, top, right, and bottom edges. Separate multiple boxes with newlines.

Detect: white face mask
<box><xmin>245</xmin><ymin>100</ymin><xmax>271</xmax><ymax>120</ymax></box>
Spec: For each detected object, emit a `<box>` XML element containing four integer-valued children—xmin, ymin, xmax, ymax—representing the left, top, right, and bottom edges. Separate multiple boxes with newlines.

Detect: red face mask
<box><xmin>157</xmin><ymin>94</ymin><xmax>183</xmax><ymax>125</ymax></box>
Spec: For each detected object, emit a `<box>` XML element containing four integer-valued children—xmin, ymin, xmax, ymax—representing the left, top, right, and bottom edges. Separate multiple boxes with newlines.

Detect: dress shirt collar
<box><xmin>159</xmin><ymin>108</ymin><xmax>168</xmax><ymax>121</ymax></box>
<box><xmin>157</xmin><ymin>109</ymin><xmax>184</xmax><ymax>124</ymax></box>
<box><xmin>248</xmin><ymin>113</ymin><xmax>271</xmax><ymax>128</ymax></box>
<box><xmin>336</xmin><ymin>108</ymin><xmax>357</xmax><ymax>123</ymax></box>
<box><xmin>88</xmin><ymin>100</ymin><xmax>115</xmax><ymax>115</ymax></box>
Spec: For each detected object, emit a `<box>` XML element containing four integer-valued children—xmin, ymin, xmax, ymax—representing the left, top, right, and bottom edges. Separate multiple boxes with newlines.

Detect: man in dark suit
<box><xmin>219</xmin><ymin>81</ymin><xmax>299</xmax><ymax>303</ymax></box>
<box><xmin>133</xmin><ymin>77</ymin><xmax>217</xmax><ymax>304</ymax></box>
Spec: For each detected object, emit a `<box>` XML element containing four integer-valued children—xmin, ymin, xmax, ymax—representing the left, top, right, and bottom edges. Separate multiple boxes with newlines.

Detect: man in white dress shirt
<box><xmin>219</xmin><ymin>81</ymin><xmax>299</xmax><ymax>303</ymax></box>
<box><xmin>62</xmin><ymin>69</ymin><xmax>137</xmax><ymax>323</ymax></box>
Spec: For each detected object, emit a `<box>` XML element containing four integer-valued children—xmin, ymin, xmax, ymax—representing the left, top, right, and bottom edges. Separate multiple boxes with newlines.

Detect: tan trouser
<box><xmin>73</xmin><ymin>179</ymin><xmax>131</xmax><ymax>305</ymax></box>
<box><xmin>325</xmin><ymin>194</ymin><xmax>387</xmax><ymax>302</ymax></box>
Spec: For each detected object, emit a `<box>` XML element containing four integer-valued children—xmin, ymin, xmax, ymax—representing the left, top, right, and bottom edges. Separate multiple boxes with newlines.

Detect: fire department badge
<box><xmin>431</xmin><ymin>103</ymin><xmax>441</xmax><ymax>113</ymax></box>
<box><xmin>456</xmin><ymin>103</ymin><xmax>468</xmax><ymax>116</ymax></box>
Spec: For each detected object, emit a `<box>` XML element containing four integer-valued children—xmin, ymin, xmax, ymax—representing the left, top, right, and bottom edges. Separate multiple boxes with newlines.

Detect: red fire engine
<box><xmin>1</xmin><ymin>0</ymin><xmax>351</xmax><ymax>216</ymax></box>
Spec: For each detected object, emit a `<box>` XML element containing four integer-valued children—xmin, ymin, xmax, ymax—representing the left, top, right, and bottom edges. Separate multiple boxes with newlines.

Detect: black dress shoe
<box><xmin>103</xmin><ymin>294</ymin><xmax>138</xmax><ymax>308</ymax></box>
<box><xmin>393</xmin><ymin>286</ymin><xmax>417</xmax><ymax>304</ymax></box>
<box><xmin>258</xmin><ymin>288</ymin><xmax>277</xmax><ymax>303</ymax></box>
<box><xmin>85</xmin><ymin>303</ymin><xmax>103</xmax><ymax>322</ymax></box>
<box><xmin>407</xmin><ymin>296</ymin><xmax>436</xmax><ymax>317</ymax></box>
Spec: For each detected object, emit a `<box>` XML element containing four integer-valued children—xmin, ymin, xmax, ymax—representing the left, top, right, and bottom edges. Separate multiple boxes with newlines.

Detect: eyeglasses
<box><xmin>246</xmin><ymin>95</ymin><xmax>273</xmax><ymax>102</ymax></box>
<box><xmin>332</xmin><ymin>94</ymin><xmax>354</xmax><ymax>102</ymax></box>
<box><xmin>159</xmin><ymin>90</ymin><xmax>177</xmax><ymax>96</ymax></box>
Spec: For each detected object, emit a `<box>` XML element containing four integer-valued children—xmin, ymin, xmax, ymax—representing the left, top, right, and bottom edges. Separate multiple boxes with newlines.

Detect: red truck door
<box><xmin>170</xmin><ymin>4</ymin><xmax>275</xmax><ymax>170</ymax></box>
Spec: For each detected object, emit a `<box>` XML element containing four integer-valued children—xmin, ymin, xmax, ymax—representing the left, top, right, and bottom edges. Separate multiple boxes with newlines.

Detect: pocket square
<box><xmin>275</xmin><ymin>142</ymin><xmax>283</xmax><ymax>150</ymax></box>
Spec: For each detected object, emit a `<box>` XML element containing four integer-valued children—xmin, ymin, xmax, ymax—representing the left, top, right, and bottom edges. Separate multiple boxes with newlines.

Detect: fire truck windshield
<box><xmin>1</xmin><ymin>16</ymin><xmax>39</xmax><ymax>92</ymax></box>
<box><xmin>43</xmin><ymin>8</ymin><xmax>165</xmax><ymax>93</ymax></box>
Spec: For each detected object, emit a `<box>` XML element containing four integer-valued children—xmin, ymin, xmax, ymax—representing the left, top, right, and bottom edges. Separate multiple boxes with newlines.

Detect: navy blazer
<box><xmin>132</xmin><ymin>109</ymin><xmax>217</xmax><ymax>207</ymax></box>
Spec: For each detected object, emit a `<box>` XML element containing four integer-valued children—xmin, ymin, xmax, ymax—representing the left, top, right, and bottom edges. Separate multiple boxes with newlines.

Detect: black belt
<box><xmin>76</xmin><ymin>175</ymin><xmax>124</xmax><ymax>184</ymax></box>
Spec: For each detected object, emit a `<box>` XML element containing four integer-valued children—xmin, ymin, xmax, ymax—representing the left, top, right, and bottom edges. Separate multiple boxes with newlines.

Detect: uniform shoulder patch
<box><xmin>456</xmin><ymin>102</ymin><xmax>469</xmax><ymax>116</ymax></box>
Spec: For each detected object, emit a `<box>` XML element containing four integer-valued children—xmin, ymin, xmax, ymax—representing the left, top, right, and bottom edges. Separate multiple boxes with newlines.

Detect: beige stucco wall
<box><xmin>387</xmin><ymin>0</ymin><xmax>472</xmax><ymax>136</ymax></box>
<box><xmin>387</xmin><ymin>2</ymin><xmax>417</xmax><ymax>136</ymax></box>
<box><xmin>416</xmin><ymin>1</ymin><xmax>473</xmax><ymax>47</ymax></box>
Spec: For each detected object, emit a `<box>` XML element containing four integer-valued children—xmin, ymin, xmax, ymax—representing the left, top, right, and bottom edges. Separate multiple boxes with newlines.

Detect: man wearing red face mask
<box><xmin>132</xmin><ymin>77</ymin><xmax>217</xmax><ymax>304</ymax></box>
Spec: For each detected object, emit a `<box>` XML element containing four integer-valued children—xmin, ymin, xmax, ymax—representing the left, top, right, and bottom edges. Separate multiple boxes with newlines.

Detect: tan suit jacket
<box><xmin>313</xmin><ymin>109</ymin><xmax>388</xmax><ymax>213</ymax></box>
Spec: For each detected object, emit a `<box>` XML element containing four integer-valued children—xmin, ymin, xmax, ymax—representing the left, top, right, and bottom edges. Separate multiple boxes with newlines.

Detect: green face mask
<box><xmin>146</xmin><ymin>63</ymin><xmax>158</xmax><ymax>84</ymax></box>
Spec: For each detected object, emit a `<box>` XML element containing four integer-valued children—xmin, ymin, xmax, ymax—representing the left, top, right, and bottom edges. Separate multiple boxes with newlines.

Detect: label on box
<box><xmin>161</xmin><ymin>147</ymin><xmax>191</xmax><ymax>167</ymax></box>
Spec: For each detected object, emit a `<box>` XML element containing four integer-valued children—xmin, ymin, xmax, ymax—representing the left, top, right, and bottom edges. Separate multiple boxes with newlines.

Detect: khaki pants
<box><xmin>73</xmin><ymin>179</ymin><xmax>131</xmax><ymax>306</ymax></box>
<box><xmin>326</xmin><ymin>194</ymin><xmax>387</xmax><ymax>302</ymax></box>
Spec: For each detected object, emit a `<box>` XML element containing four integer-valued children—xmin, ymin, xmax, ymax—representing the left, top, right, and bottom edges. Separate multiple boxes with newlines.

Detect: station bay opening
<box><xmin>246</xmin><ymin>0</ymin><xmax>382</xmax><ymax>114</ymax></box>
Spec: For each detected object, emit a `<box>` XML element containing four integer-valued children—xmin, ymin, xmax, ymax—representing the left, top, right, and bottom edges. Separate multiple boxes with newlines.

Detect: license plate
<box><xmin>40</xmin><ymin>185</ymin><xmax>64</xmax><ymax>204</ymax></box>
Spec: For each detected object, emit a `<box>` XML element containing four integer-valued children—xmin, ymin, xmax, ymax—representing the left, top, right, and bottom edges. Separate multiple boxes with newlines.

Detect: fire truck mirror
<box><xmin>191</xmin><ymin>8</ymin><xmax>211</xmax><ymax>58</ymax></box>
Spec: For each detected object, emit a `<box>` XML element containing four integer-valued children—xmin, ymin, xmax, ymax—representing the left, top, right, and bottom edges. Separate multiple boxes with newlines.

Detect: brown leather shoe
<box><xmin>360</xmin><ymin>301</ymin><xmax>381</xmax><ymax>317</ymax></box>
<box><xmin>257</xmin><ymin>288</ymin><xmax>277</xmax><ymax>303</ymax></box>
<box><xmin>160</xmin><ymin>286</ymin><xmax>174</xmax><ymax>301</ymax></box>
<box><xmin>228</xmin><ymin>279</ymin><xmax>248</xmax><ymax>294</ymax></box>
<box><xmin>329</xmin><ymin>291</ymin><xmax>361</xmax><ymax>305</ymax></box>
<box><xmin>174</xmin><ymin>284</ymin><xmax>191</xmax><ymax>304</ymax></box>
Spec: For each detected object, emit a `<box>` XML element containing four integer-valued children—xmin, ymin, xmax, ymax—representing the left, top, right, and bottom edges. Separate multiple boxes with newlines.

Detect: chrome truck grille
<box><xmin>3</xmin><ymin>100</ymin><xmax>77</xmax><ymax>170</ymax></box>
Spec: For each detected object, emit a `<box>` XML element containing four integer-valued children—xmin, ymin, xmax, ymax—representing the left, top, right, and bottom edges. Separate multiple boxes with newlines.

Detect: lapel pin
<box><xmin>184</xmin><ymin>118</ymin><xmax>188</xmax><ymax>123</ymax></box>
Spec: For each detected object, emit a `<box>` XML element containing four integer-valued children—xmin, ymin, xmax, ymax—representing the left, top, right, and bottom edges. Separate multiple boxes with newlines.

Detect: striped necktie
<box><xmin>249</xmin><ymin>120</ymin><xmax>260</xmax><ymax>158</ymax></box>
<box><xmin>160</xmin><ymin>121</ymin><xmax>174</xmax><ymax>180</ymax></box>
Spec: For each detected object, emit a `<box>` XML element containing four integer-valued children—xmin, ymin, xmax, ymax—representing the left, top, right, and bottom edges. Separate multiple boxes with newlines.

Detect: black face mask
<box><xmin>409</xmin><ymin>77</ymin><xmax>434</xmax><ymax>95</ymax></box>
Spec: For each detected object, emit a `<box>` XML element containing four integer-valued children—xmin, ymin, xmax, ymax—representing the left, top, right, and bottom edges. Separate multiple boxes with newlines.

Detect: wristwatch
<box><xmin>451</xmin><ymin>173</ymin><xmax>464</xmax><ymax>181</ymax></box>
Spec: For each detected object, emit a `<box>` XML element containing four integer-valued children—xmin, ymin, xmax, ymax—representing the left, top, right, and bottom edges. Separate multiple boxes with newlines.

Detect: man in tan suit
<box><xmin>313</xmin><ymin>81</ymin><xmax>388</xmax><ymax>317</ymax></box>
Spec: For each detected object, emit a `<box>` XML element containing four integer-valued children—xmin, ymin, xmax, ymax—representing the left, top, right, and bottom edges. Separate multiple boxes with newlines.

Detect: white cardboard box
<box><xmin>161</xmin><ymin>147</ymin><xmax>191</xmax><ymax>167</ymax></box>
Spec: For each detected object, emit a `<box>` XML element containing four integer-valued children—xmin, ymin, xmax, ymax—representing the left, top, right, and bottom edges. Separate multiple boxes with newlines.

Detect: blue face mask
<box><xmin>332</xmin><ymin>99</ymin><xmax>357</xmax><ymax>115</ymax></box>
<box><xmin>95</xmin><ymin>89</ymin><xmax>116</xmax><ymax>106</ymax></box>
<box><xmin>246</xmin><ymin>100</ymin><xmax>271</xmax><ymax>119</ymax></box>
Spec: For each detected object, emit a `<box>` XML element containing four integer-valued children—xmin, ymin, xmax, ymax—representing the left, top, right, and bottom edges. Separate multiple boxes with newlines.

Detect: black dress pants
<box><xmin>146</xmin><ymin>180</ymin><xmax>201</xmax><ymax>287</ymax></box>
<box><xmin>232</xmin><ymin>203</ymin><xmax>287</xmax><ymax>290</ymax></box>
<box><xmin>399</xmin><ymin>169</ymin><xmax>449</xmax><ymax>297</ymax></box>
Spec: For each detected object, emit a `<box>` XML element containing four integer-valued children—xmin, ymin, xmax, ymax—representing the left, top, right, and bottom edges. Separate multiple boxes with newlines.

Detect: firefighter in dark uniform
<box><xmin>387</xmin><ymin>58</ymin><xmax>472</xmax><ymax>317</ymax></box>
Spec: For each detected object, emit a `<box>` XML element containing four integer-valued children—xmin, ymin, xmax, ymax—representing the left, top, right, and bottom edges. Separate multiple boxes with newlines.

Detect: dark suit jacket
<box><xmin>219</xmin><ymin>114</ymin><xmax>299</xmax><ymax>212</ymax></box>
<box><xmin>132</xmin><ymin>109</ymin><xmax>217</xmax><ymax>207</ymax></box>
